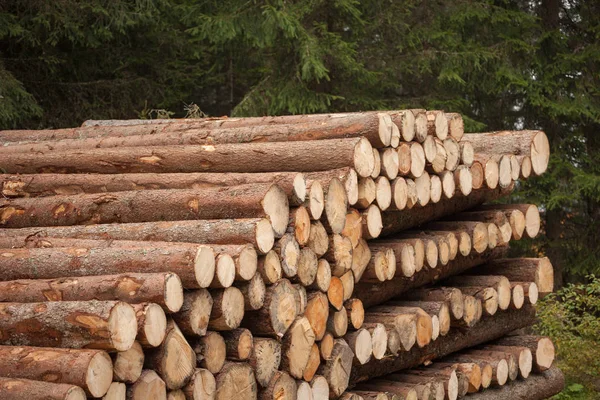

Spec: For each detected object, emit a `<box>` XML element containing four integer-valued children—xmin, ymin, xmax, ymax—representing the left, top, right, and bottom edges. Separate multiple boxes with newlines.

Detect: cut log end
<box><xmin>363</xmin><ymin>205</ymin><xmax>383</xmax><ymax>240</ymax></box>
<box><xmin>213</xmin><ymin>254</ymin><xmax>236</xmax><ymax>289</ymax></box>
<box><xmin>525</xmin><ymin>204</ymin><xmax>541</xmax><ymax>238</ymax></box>
<box><xmin>263</xmin><ymin>184</ymin><xmax>290</xmax><ymax>237</ymax></box>
<box><xmin>140</xmin><ymin>303</ymin><xmax>168</xmax><ymax>347</ymax></box>
<box><xmin>164</xmin><ymin>273</ymin><xmax>185</xmax><ymax>313</ymax></box>
<box><xmin>292</xmin><ymin>206</ymin><xmax>312</xmax><ymax>246</ymax></box>
<box><xmin>256</xmin><ymin>218</ymin><xmax>276</xmax><ymax>254</ymax></box>
<box><xmin>237</xmin><ymin>245</ymin><xmax>258</xmax><ymax>281</ymax></box>
<box><xmin>293</xmin><ymin>173</ymin><xmax>308</xmax><ymax>205</ymax></box>
<box><xmin>537</xmin><ymin>337</ymin><xmax>556</xmax><ymax>370</ymax></box>
<box><xmin>532</xmin><ymin>131</ymin><xmax>550</xmax><ymax>175</ymax></box>
<box><xmin>440</xmin><ymin>171</ymin><xmax>455</xmax><ymax>199</ymax></box>
<box><xmin>375</xmin><ymin>177</ymin><xmax>392</xmax><ymax>211</ymax></box>
<box><xmin>381</xmin><ymin>148</ymin><xmax>399</xmax><ymax>180</ymax></box>
<box><xmin>326</xmin><ymin>178</ymin><xmax>349</xmax><ymax>234</ymax></box>
<box><xmin>194</xmin><ymin>246</ymin><xmax>216</xmax><ymax>288</ymax></box>
<box><xmin>109</xmin><ymin>302</ymin><xmax>138</xmax><ymax>352</ymax></box>
<box><xmin>354</xmin><ymin>138</ymin><xmax>376</xmax><ymax>178</ymax></box>
<box><xmin>308</xmin><ymin>181</ymin><xmax>325</xmax><ymax>221</ymax></box>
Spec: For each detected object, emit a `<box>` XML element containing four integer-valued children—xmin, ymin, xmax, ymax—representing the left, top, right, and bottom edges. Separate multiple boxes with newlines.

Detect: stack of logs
<box><xmin>0</xmin><ymin>109</ymin><xmax>563</xmax><ymax>400</ymax></box>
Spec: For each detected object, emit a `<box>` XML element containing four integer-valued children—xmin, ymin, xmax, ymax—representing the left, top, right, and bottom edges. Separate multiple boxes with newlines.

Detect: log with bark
<box><xmin>0</xmin><ymin>300</ymin><xmax>137</xmax><ymax>351</ymax></box>
<box><xmin>493</xmin><ymin>335</ymin><xmax>555</xmax><ymax>372</ymax></box>
<box><xmin>0</xmin><ymin>184</ymin><xmax>290</xmax><ymax>237</ymax></box>
<box><xmin>0</xmin><ymin>137</ymin><xmax>376</xmax><ymax>178</ymax></box>
<box><xmin>463</xmin><ymin>130</ymin><xmax>550</xmax><ymax>175</ymax></box>
<box><xmin>0</xmin><ymin>377</ymin><xmax>87</xmax><ymax>400</ymax></box>
<box><xmin>482</xmin><ymin>344</ymin><xmax>533</xmax><ymax>379</ymax></box>
<box><xmin>477</xmin><ymin>204</ymin><xmax>540</xmax><ymax>239</ymax></box>
<box><xmin>0</xmin><ymin>218</ymin><xmax>275</xmax><ymax>254</ymax></box>
<box><xmin>473</xmin><ymin>257</ymin><xmax>554</xmax><ymax>295</ymax></box>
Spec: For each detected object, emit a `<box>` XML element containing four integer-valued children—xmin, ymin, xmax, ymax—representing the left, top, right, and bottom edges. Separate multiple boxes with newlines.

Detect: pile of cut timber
<box><xmin>0</xmin><ymin>109</ymin><xmax>562</xmax><ymax>400</ymax></box>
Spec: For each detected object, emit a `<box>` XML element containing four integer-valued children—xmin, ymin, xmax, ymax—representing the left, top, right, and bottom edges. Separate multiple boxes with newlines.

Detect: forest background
<box><xmin>1</xmin><ymin>1</ymin><xmax>599</xmax><ymax>397</ymax></box>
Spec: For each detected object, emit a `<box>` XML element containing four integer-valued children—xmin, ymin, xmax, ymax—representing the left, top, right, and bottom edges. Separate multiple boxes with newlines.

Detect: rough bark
<box><xmin>0</xmin><ymin>137</ymin><xmax>376</xmax><ymax>178</ymax></box>
<box><xmin>0</xmin><ymin>377</ymin><xmax>87</xmax><ymax>400</ymax></box>
<box><xmin>474</xmin><ymin>257</ymin><xmax>554</xmax><ymax>295</ymax></box>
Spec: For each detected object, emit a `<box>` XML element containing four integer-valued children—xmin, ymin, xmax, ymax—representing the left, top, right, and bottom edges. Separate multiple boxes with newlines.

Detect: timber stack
<box><xmin>0</xmin><ymin>109</ymin><xmax>562</xmax><ymax>400</ymax></box>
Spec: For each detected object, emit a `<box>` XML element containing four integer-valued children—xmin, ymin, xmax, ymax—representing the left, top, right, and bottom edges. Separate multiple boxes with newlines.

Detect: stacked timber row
<box><xmin>0</xmin><ymin>109</ymin><xmax>561</xmax><ymax>400</ymax></box>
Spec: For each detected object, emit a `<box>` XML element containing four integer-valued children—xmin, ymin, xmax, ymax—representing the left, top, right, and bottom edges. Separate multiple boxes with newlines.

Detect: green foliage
<box><xmin>536</xmin><ymin>276</ymin><xmax>600</xmax><ymax>397</ymax></box>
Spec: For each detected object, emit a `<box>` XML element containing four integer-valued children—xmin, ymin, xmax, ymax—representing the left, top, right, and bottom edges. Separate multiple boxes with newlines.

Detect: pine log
<box><xmin>426</xmin><ymin>110</ymin><xmax>448</xmax><ymax>140</ymax></box>
<box><xmin>304</xmin><ymin>343</ymin><xmax>322</xmax><ymax>381</ymax></box>
<box><xmin>305</xmin><ymin>291</ymin><xmax>330</xmax><ymax>340</ymax></box>
<box><xmin>127</xmin><ymin>370</ymin><xmax>167</xmax><ymax>400</ymax></box>
<box><xmin>130</xmin><ymin>303</ymin><xmax>167</xmax><ymax>347</ymax></box>
<box><xmin>344</xmin><ymin>298</ymin><xmax>365</xmax><ymax>330</ymax></box>
<box><xmin>482</xmin><ymin>345</ymin><xmax>533</xmax><ymax>379</ymax></box>
<box><xmin>327</xmin><ymin>308</ymin><xmax>349</xmax><ymax>338</ymax></box>
<box><xmin>430</xmin><ymin>174</ymin><xmax>442</xmax><ymax>204</ymax></box>
<box><xmin>371</xmin><ymin>148</ymin><xmax>382</xmax><ymax>179</ymax></box>
<box><xmin>403</xmin><ymin>287</ymin><xmax>464</xmax><ymax>321</ymax></box>
<box><xmin>395</xmin><ymin>301</ymin><xmax>451</xmax><ymax>336</ymax></box>
<box><xmin>305</xmin><ymin>168</ymin><xmax>359</xmax><ymax>208</ymax></box>
<box><xmin>0</xmin><ymin>272</ymin><xmax>183</xmax><ymax>312</ymax></box>
<box><xmin>103</xmin><ymin>382</ymin><xmax>126</xmax><ymax>400</ymax></box>
<box><xmin>377</xmin><ymin>374</ymin><xmax>440</xmax><ymax>400</ymax></box>
<box><xmin>168</xmin><ymin>389</ymin><xmax>186</xmax><ymax>400</ymax></box>
<box><xmin>408</xmin><ymin>142</ymin><xmax>426</xmax><ymax>178</ymax></box>
<box><xmin>493</xmin><ymin>335</ymin><xmax>555</xmax><ymax>372</ymax></box>
<box><xmin>309</xmin><ymin>259</ymin><xmax>332</xmax><ymax>293</ymax></box>
<box><xmin>274</xmin><ymin>234</ymin><xmax>299</xmax><ymax>278</ymax></box>
<box><xmin>171</xmin><ymin>290</ymin><xmax>212</xmax><ymax>336</ymax></box>
<box><xmin>0</xmin><ymin>345</ymin><xmax>112</xmax><ymax>397</ymax></box>
<box><xmin>0</xmin><ymin>300</ymin><xmax>136</xmax><ymax>351</ymax></box>
<box><xmin>444</xmin><ymin>275</ymin><xmax>511</xmax><ymax>311</ymax></box>
<box><xmin>381</xmin><ymin>148</ymin><xmax>399</xmax><ymax>180</ymax></box>
<box><xmin>375</xmin><ymin>177</ymin><xmax>393</xmax><ymax>211</ymax></box>
<box><xmin>209</xmin><ymin>287</ymin><xmax>245</xmax><ymax>331</ymax></box>
<box><xmin>113</xmin><ymin>341</ymin><xmax>144</xmax><ymax>384</ymax></box>
<box><xmin>341</xmin><ymin>209</ymin><xmax>363</xmax><ymax>248</ymax></box>
<box><xmin>361</xmin><ymin>323</ymin><xmax>387</xmax><ymax>361</ymax></box>
<box><xmin>458</xmin><ymin>295</ymin><xmax>482</xmax><ymax>328</ymax></box>
<box><xmin>472</xmin><ymin>155</ymin><xmax>499</xmax><ymax>190</ymax></box>
<box><xmin>423</xmin><ymin>135</ymin><xmax>438</xmax><ymax>164</ymax></box>
<box><xmin>297</xmin><ymin>381</ymin><xmax>313</xmax><ymax>400</ymax></box>
<box><xmin>446</xmin><ymin>210</ymin><xmax>512</xmax><ymax>244</ymax></box>
<box><xmin>346</xmin><ymin>328</ymin><xmax>373</xmax><ymax>365</ymax></box>
<box><xmin>288</xmin><ymin>206</ymin><xmax>311</xmax><ymax>246</ymax></box>
<box><xmin>467</xmin><ymin>366</ymin><xmax>564</xmax><ymax>400</ymax></box>
<box><xmin>363</xmin><ymin>310</ymin><xmax>417</xmax><ymax>352</ymax></box>
<box><xmin>396</xmin><ymin>144</ymin><xmax>412</xmax><ymax>177</ymax></box>
<box><xmin>474</xmin><ymin>257</ymin><xmax>554</xmax><ymax>295</ymax></box>
<box><xmin>357</xmin><ymin>177</ymin><xmax>377</xmax><ymax>209</ymax></box>
<box><xmin>281</xmin><ymin>317</ymin><xmax>317</xmax><ymax>378</ymax></box>
<box><xmin>311</xmin><ymin>375</ymin><xmax>330</xmax><ymax>400</ymax></box>
<box><xmin>372</xmin><ymin>306</ymin><xmax>432</xmax><ymax>348</ymax></box>
<box><xmin>404</xmin><ymin>179</ymin><xmax>418</xmax><ymax>209</ymax></box>
<box><xmin>0</xmin><ymin>218</ymin><xmax>275</xmax><ymax>254</ymax></box>
<box><xmin>214</xmin><ymin>362</ymin><xmax>258</xmax><ymax>400</ymax></box>
<box><xmin>257</xmin><ymin>250</ymin><xmax>282</xmax><ymax>285</ymax></box>
<box><xmin>425</xmin><ymin>221</ymin><xmax>489</xmax><ymax>254</ymax></box>
<box><xmin>351</xmin><ymin>239</ymin><xmax>372</xmax><ymax>283</ymax></box>
<box><xmin>305</xmin><ymin>180</ymin><xmax>325</xmax><ymax>220</ymax></box>
<box><xmin>340</xmin><ymin>270</ymin><xmax>355</xmax><ymax>301</ymax></box>
<box><xmin>360</xmin><ymin>248</ymin><xmax>395</xmax><ymax>283</ymax></box>
<box><xmin>348</xmin><ymin>391</ymin><xmax>393</xmax><ymax>400</ymax></box>
<box><xmin>0</xmin><ymin>184</ymin><xmax>290</xmax><ymax>239</ymax></box>
<box><xmin>463</xmin><ymin>130</ymin><xmax>550</xmax><ymax>175</ymax></box>
<box><xmin>444</xmin><ymin>353</ymin><xmax>509</xmax><ymax>386</ymax></box>
<box><xmin>258</xmin><ymin>371</ymin><xmax>296</xmax><ymax>400</ymax></box>
<box><xmin>248</xmin><ymin>338</ymin><xmax>281</xmax><ymax>387</ymax></box>
<box><xmin>521</xmin><ymin>281</ymin><xmax>539</xmax><ymax>304</ymax></box>
<box><xmin>325</xmin><ymin>234</ymin><xmax>353</xmax><ymax>277</ymax></box>
<box><xmin>327</xmin><ymin>276</ymin><xmax>345</xmax><ymax>311</ymax></box>
<box><xmin>443</xmin><ymin>138</ymin><xmax>460</xmax><ymax>171</ymax></box>
<box><xmin>323</xmin><ymin>178</ymin><xmax>350</xmax><ymax>233</ymax></box>
<box><xmin>469</xmin><ymin>161</ymin><xmax>485</xmax><ymax>190</ymax></box>
<box><xmin>428</xmin><ymin>139</ymin><xmax>447</xmax><ymax>175</ymax></box>
<box><xmin>1</xmin><ymin>137</ymin><xmax>376</xmax><ymax>178</ymax></box>
<box><xmin>467</xmin><ymin>349</ymin><xmax>519</xmax><ymax>381</ymax></box>
<box><xmin>307</xmin><ymin>221</ymin><xmax>329</xmax><ymax>257</ymax></box>
<box><xmin>457</xmin><ymin>287</ymin><xmax>498</xmax><ymax>316</ymax></box>
<box><xmin>182</xmin><ymin>369</ymin><xmax>216</xmax><ymax>400</ymax></box>
<box><xmin>433</xmin><ymin>362</ymin><xmax>481</xmax><ymax>394</ymax></box>
<box><xmin>242</xmin><ymin>279</ymin><xmax>298</xmax><ymax>337</ymax></box>
<box><xmin>478</xmin><ymin>204</ymin><xmax>540</xmax><ymax>239</ymax></box>
<box><xmin>238</xmin><ymin>274</ymin><xmax>266</xmax><ymax>311</ymax></box>
<box><xmin>0</xmin><ymin>377</ymin><xmax>87</xmax><ymax>400</ymax></box>
<box><xmin>320</xmin><ymin>332</ymin><xmax>335</xmax><ymax>361</ymax></box>
<box><xmin>385</xmin><ymin>328</ymin><xmax>402</xmax><ymax>357</ymax></box>
<box><xmin>380</xmin><ymin>185</ymin><xmax>513</xmax><ymax>237</ymax></box>
<box><xmin>362</xmin><ymin>205</ymin><xmax>383</xmax><ymax>240</ymax></box>
<box><xmin>509</xmin><ymin>283</ymin><xmax>525</xmax><ymax>309</ymax></box>
<box><xmin>355</xmin><ymin>380</ymin><xmax>418</xmax><ymax>400</ymax></box>
<box><xmin>317</xmin><ymin>339</ymin><xmax>354</xmax><ymax>398</ymax></box>
<box><xmin>453</xmin><ymin>165</ymin><xmax>473</xmax><ymax>196</ymax></box>
<box><xmin>403</xmin><ymin>368</ymin><xmax>459</xmax><ymax>400</ymax></box>
<box><xmin>192</xmin><ymin>331</ymin><xmax>226</xmax><ymax>374</ymax></box>
<box><xmin>410</xmin><ymin>110</ymin><xmax>428</xmax><ymax>143</ymax></box>
<box><xmin>349</xmin><ymin>305</ymin><xmax>536</xmax><ymax>386</ymax></box>
<box><xmin>414</xmin><ymin>172</ymin><xmax>432</xmax><ymax>207</ymax></box>
<box><xmin>354</xmin><ymin>246</ymin><xmax>509</xmax><ymax>308</ymax></box>
<box><xmin>1</xmin><ymin>171</ymin><xmax>306</xmax><ymax>206</ymax></box>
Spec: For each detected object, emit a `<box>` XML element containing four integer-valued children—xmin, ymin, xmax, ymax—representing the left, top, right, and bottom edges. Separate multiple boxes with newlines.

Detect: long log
<box><xmin>0</xmin><ymin>300</ymin><xmax>137</xmax><ymax>351</ymax></box>
<box><xmin>477</xmin><ymin>204</ymin><xmax>540</xmax><ymax>239</ymax></box>
<box><xmin>0</xmin><ymin>272</ymin><xmax>183</xmax><ymax>312</ymax></box>
<box><xmin>0</xmin><ymin>137</ymin><xmax>376</xmax><ymax>178</ymax></box>
<box><xmin>0</xmin><ymin>218</ymin><xmax>275</xmax><ymax>254</ymax></box>
<box><xmin>1</xmin><ymin>171</ymin><xmax>306</xmax><ymax>205</ymax></box>
<box><xmin>474</xmin><ymin>257</ymin><xmax>554</xmax><ymax>295</ymax></box>
<box><xmin>0</xmin><ymin>377</ymin><xmax>87</xmax><ymax>400</ymax></box>
<box><xmin>0</xmin><ymin>184</ymin><xmax>290</xmax><ymax>237</ymax></box>
<box><xmin>0</xmin><ymin>345</ymin><xmax>112</xmax><ymax>397</ymax></box>
<box><xmin>380</xmin><ymin>186</ymin><xmax>513</xmax><ymax>237</ymax></box>
<box><xmin>463</xmin><ymin>131</ymin><xmax>550</xmax><ymax>175</ymax></box>
<box><xmin>349</xmin><ymin>305</ymin><xmax>536</xmax><ymax>386</ymax></box>
<box><xmin>0</xmin><ymin>245</ymin><xmax>213</xmax><ymax>289</ymax></box>
<box><xmin>354</xmin><ymin>246</ymin><xmax>509</xmax><ymax>308</ymax></box>
<box><xmin>493</xmin><ymin>335</ymin><xmax>555</xmax><ymax>372</ymax></box>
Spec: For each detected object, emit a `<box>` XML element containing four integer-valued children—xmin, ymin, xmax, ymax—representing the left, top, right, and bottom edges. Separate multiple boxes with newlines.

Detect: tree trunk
<box><xmin>0</xmin><ymin>300</ymin><xmax>136</xmax><ymax>351</ymax></box>
<box><xmin>0</xmin><ymin>377</ymin><xmax>86</xmax><ymax>400</ymax></box>
<box><xmin>0</xmin><ymin>272</ymin><xmax>183</xmax><ymax>312</ymax></box>
<box><xmin>0</xmin><ymin>217</ymin><xmax>275</xmax><ymax>254</ymax></box>
<box><xmin>0</xmin><ymin>138</ymin><xmax>375</xmax><ymax>178</ymax></box>
<box><xmin>0</xmin><ymin>345</ymin><xmax>112</xmax><ymax>397</ymax></box>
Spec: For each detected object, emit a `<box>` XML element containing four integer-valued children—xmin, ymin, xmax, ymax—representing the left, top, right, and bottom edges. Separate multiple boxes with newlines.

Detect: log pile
<box><xmin>0</xmin><ymin>110</ymin><xmax>562</xmax><ymax>399</ymax></box>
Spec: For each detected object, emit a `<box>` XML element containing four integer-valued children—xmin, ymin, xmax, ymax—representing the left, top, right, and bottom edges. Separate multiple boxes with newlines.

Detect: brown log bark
<box><xmin>474</xmin><ymin>257</ymin><xmax>554</xmax><ymax>295</ymax></box>
<box><xmin>127</xmin><ymin>370</ymin><xmax>167</xmax><ymax>400</ymax></box>
<box><xmin>0</xmin><ymin>272</ymin><xmax>183</xmax><ymax>312</ymax></box>
<box><xmin>354</xmin><ymin>246</ymin><xmax>509</xmax><ymax>308</ymax></box>
<box><xmin>258</xmin><ymin>371</ymin><xmax>296</xmax><ymax>400</ymax></box>
<box><xmin>380</xmin><ymin>185</ymin><xmax>513</xmax><ymax>237</ymax></box>
<box><xmin>349</xmin><ymin>305</ymin><xmax>536</xmax><ymax>387</ymax></box>
<box><xmin>145</xmin><ymin>319</ymin><xmax>196</xmax><ymax>390</ymax></box>
<box><xmin>257</xmin><ymin>250</ymin><xmax>282</xmax><ymax>285</ymax></box>
<box><xmin>242</xmin><ymin>279</ymin><xmax>298</xmax><ymax>338</ymax></box>
<box><xmin>281</xmin><ymin>317</ymin><xmax>317</xmax><ymax>379</ymax></box>
<box><xmin>209</xmin><ymin>287</ymin><xmax>245</xmax><ymax>331</ymax></box>
<box><xmin>248</xmin><ymin>338</ymin><xmax>281</xmax><ymax>387</ymax></box>
<box><xmin>317</xmin><ymin>339</ymin><xmax>354</xmax><ymax>398</ymax></box>
<box><xmin>0</xmin><ymin>137</ymin><xmax>376</xmax><ymax>178</ymax></box>
<box><xmin>0</xmin><ymin>377</ymin><xmax>87</xmax><ymax>400</ymax></box>
<box><xmin>0</xmin><ymin>217</ymin><xmax>275</xmax><ymax>254</ymax></box>
<box><xmin>0</xmin><ymin>300</ymin><xmax>136</xmax><ymax>351</ymax></box>
<box><xmin>192</xmin><ymin>331</ymin><xmax>226</xmax><ymax>374</ymax></box>
<box><xmin>0</xmin><ymin>345</ymin><xmax>112</xmax><ymax>397</ymax></box>
<box><xmin>113</xmin><ymin>341</ymin><xmax>144</xmax><ymax>384</ymax></box>
<box><xmin>434</xmin><ymin>362</ymin><xmax>482</xmax><ymax>394</ymax></box>
<box><xmin>463</xmin><ymin>131</ymin><xmax>550</xmax><ymax>175</ymax></box>
<box><xmin>214</xmin><ymin>362</ymin><xmax>258</xmax><ymax>400</ymax></box>
<box><xmin>0</xmin><ymin>184</ymin><xmax>289</xmax><ymax>236</ymax></box>
<box><xmin>493</xmin><ymin>335</ymin><xmax>555</xmax><ymax>372</ymax></box>
<box><xmin>182</xmin><ymin>368</ymin><xmax>216</xmax><ymax>400</ymax></box>
<box><xmin>130</xmin><ymin>303</ymin><xmax>167</xmax><ymax>348</ymax></box>
<box><xmin>1</xmin><ymin>171</ymin><xmax>306</xmax><ymax>205</ymax></box>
